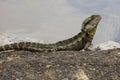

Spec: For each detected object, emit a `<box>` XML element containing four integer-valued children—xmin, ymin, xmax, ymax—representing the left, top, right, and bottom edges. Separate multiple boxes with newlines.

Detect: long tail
<box><xmin>0</xmin><ymin>42</ymin><xmax>54</xmax><ymax>52</ymax></box>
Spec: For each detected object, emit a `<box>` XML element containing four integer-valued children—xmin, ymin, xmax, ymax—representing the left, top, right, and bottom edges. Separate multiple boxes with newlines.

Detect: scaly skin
<box><xmin>55</xmin><ymin>15</ymin><xmax>101</xmax><ymax>50</ymax></box>
<box><xmin>0</xmin><ymin>15</ymin><xmax>101</xmax><ymax>52</ymax></box>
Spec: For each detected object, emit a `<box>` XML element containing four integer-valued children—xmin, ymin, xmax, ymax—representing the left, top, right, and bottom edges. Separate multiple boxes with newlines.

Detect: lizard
<box><xmin>0</xmin><ymin>15</ymin><xmax>101</xmax><ymax>52</ymax></box>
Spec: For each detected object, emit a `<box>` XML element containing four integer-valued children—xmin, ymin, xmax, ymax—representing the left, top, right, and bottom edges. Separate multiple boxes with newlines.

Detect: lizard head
<box><xmin>82</xmin><ymin>15</ymin><xmax>101</xmax><ymax>38</ymax></box>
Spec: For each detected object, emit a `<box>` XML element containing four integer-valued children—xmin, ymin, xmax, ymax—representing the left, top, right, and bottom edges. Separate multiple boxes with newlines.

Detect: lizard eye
<box><xmin>82</xmin><ymin>17</ymin><xmax>91</xmax><ymax>26</ymax></box>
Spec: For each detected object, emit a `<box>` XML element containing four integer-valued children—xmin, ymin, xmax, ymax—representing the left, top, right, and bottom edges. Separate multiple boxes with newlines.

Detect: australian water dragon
<box><xmin>0</xmin><ymin>15</ymin><xmax>101</xmax><ymax>52</ymax></box>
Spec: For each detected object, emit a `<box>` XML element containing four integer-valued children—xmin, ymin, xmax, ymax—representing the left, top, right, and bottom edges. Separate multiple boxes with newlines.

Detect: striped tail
<box><xmin>0</xmin><ymin>42</ymin><xmax>54</xmax><ymax>52</ymax></box>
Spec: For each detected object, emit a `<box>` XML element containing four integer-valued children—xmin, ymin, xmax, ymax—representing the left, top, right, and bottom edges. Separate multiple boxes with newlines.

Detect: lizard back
<box><xmin>0</xmin><ymin>15</ymin><xmax>101</xmax><ymax>52</ymax></box>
